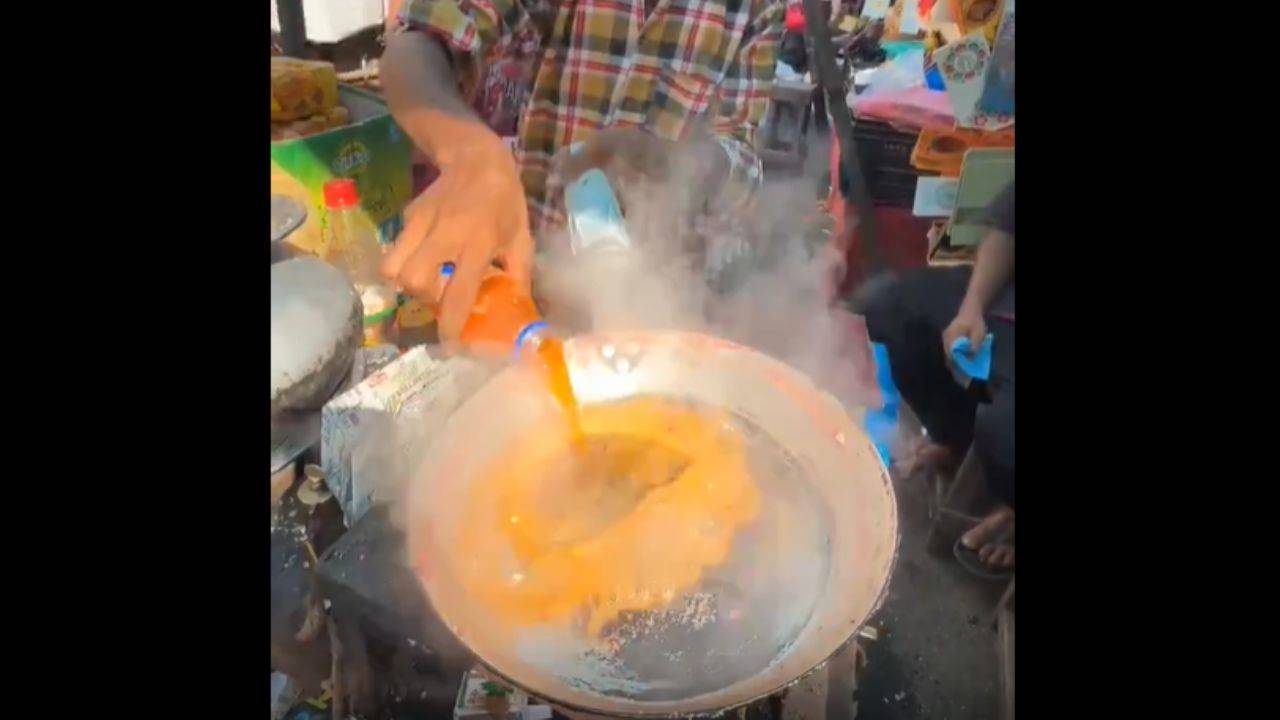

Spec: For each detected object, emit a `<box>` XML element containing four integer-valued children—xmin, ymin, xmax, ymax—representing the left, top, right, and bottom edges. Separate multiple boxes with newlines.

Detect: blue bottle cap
<box><xmin>514</xmin><ymin>320</ymin><xmax>549</xmax><ymax>357</ymax></box>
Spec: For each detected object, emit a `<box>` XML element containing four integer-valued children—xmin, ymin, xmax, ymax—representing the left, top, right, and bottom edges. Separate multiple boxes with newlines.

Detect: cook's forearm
<box><xmin>960</xmin><ymin>231</ymin><xmax>1014</xmax><ymax>314</ymax></box>
<box><xmin>381</xmin><ymin>30</ymin><xmax>498</xmax><ymax>168</ymax></box>
<box><xmin>385</xmin><ymin>0</ymin><xmax>406</xmax><ymax>35</ymax></box>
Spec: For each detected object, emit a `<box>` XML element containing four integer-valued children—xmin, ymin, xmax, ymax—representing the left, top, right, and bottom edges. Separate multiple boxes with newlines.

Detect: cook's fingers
<box><xmin>382</xmin><ymin>188</ymin><xmax>440</xmax><ymax>282</ymax></box>
<box><xmin>437</xmin><ymin>238</ymin><xmax>491</xmax><ymax>343</ymax></box>
<box><xmin>396</xmin><ymin>222</ymin><xmax>455</xmax><ymax>306</ymax></box>
<box><xmin>500</xmin><ymin>226</ymin><xmax>535</xmax><ymax>289</ymax></box>
<box><xmin>941</xmin><ymin>328</ymin><xmax>956</xmax><ymax>354</ymax></box>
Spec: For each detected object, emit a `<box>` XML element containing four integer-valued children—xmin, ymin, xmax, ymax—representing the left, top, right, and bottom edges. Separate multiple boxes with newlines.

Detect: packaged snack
<box><xmin>271</xmin><ymin>57</ymin><xmax>340</xmax><ymax>122</ymax></box>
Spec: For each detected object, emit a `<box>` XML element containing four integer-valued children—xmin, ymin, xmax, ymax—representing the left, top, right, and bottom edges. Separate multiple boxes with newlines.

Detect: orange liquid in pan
<box><xmin>454</xmin><ymin>276</ymin><xmax>758</xmax><ymax>636</ymax></box>
<box><xmin>454</xmin><ymin>397</ymin><xmax>761</xmax><ymax>637</ymax></box>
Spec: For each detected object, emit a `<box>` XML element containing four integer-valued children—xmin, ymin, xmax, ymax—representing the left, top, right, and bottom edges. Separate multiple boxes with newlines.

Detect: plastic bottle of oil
<box><xmin>322</xmin><ymin>178</ymin><xmax>397</xmax><ymax>347</ymax></box>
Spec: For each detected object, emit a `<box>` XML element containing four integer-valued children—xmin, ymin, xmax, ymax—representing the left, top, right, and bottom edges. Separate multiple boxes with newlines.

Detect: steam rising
<box><xmin>539</xmin><ymin>138</ymin><xmax>878</xmax><ymax>411</ymax></box>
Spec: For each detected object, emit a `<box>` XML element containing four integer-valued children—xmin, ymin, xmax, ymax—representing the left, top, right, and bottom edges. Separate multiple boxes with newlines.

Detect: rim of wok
<box><xmin>413</xmin><ymin>331</ymin><xmax>900</xmax><ymax>718</ymax></box>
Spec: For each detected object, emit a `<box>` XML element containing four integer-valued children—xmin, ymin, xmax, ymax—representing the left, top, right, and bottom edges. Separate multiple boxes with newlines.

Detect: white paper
<box><xmin>455</xmin><ymin>669</ymin><xmax>529</xmax><ymax>719</ymax></box>
<box><xmin>912</xmin><ymin>176</ymin><xmax>960</xmax><ymax>217</ymax></box>
<box><xmin>321</xmin><ymin>346</ymin><xmax>485</xmax><ymax>525</ymax></box>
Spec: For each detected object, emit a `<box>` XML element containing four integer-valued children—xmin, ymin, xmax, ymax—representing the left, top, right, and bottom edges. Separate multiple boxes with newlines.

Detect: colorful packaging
<box><xmin>271</xmin><ymin>85</ymin><xmax>412</xmax><ymax>258</ymax></box>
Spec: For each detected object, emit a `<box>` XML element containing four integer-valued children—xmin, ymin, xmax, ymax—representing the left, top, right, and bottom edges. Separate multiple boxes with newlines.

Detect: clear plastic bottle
<box><xmin>565</xmin><ymin>168</ymin><xmax>634</xmax><ymax>260</ymax></box>
<box><xmin>564</xmin><ymin>168</ymin><xmax>639</xmax><ymax>329</ymax></box>
<box><xmin>322</xmin><ymin>178</ymin><xmax>397</xmax><ymax>347</ymax></box>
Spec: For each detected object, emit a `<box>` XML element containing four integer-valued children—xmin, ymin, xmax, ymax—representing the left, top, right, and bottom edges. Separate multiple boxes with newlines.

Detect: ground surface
<box><xmin>772</xmin><ymin>461</ymin><xmax>1005</xmax><ymax>720</ymax></box>
<box><xmin>852</xmin><ymin>465</ymin><xmax>1005</xmax><ymax>720</ymax></box>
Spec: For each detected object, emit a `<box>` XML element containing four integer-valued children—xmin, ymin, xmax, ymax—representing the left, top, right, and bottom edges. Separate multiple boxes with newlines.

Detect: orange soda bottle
<box><xmin>444</xmin><ymin>263</ymin><xmax>546</xmax><ymax>356</ymax></box>
<box><xmin>441</xmin><ymin>263</ymin><xmax>581</xmax><ymax>437</ymax></box>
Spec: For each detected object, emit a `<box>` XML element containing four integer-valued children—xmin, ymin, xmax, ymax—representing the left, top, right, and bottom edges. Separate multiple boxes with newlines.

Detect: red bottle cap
<box><xmin>323</xmin><ymin>178</ymin><xmax>359</xmax><ymax>209</ymax></box>
<box><xmin>785</xmin><ymin>5</ymin><xmax>805</xmax><ymax>32</ymax></box>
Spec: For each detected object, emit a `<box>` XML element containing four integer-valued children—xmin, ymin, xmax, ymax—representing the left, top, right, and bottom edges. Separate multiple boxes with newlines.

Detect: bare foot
<box><xmin>960</xmin><ymin>505</ymin><xmax>1014</xmax><ymax>571</ymax></box>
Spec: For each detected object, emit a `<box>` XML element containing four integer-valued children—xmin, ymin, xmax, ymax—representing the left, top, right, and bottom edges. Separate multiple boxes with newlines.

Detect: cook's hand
<box><xmin>381</xmin><ymin>134</ymin><xmax>534</xmax><ymax>344</ymax></box>
<box><xmin>942</xmin><ymin>305</ymin><xmax>987</xmax><ymax>358</ymax></box>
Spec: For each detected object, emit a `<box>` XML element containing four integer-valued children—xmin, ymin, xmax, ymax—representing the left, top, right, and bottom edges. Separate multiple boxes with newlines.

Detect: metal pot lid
<box><xmin>271</xmin><ymin>195</ymin><xmax>308</xmax><ymax>245</ymax></box>
<box><xmin>272</xmin><ymin>258</ymin><xmax>362</xmax><ymax>415</ymax></box>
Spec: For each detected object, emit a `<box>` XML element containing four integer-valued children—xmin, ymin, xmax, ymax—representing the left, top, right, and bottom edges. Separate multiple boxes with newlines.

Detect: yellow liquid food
<box><xmin>455</xmin><ymin>397</ymin><xmax>761</xmax><ymax>637</ymax></box>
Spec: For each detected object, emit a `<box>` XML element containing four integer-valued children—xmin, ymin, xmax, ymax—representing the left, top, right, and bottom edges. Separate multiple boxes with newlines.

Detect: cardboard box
<box><xmin>271</xmin><ymin>85</ymin><xmax>411</xmax><ymax>257</ymax></box>
<box><xmin>320</xmin><ymin>346</ymin><xmax>486</xmax><ymax>526</ymax></box>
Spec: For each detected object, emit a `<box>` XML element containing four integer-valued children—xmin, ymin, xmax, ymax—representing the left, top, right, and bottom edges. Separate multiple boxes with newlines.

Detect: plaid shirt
<box><xmin>398</xmin><ymin>0</ymin><xmax>783</xmax><ymax>236</ymax></box>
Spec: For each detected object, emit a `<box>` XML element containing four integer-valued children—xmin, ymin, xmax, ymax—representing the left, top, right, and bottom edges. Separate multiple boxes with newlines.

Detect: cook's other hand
<box><xmin>381</xmin><ymin>30</ymin><xmax>535</xmax><ymax>344</ymax></box>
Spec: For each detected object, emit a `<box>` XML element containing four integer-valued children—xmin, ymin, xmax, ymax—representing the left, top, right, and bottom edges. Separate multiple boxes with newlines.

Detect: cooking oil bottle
<box><xmin>322</xmin><ymin>178</ymin><xmax>398</xmax><ymax>347</ymax></box>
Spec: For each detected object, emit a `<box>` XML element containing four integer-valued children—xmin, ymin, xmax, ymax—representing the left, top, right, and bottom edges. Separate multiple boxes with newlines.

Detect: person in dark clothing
<box><xmin>865</xmin><ymin>181</ymin><xmax>1015</xmax><ymax>573</ymax></box>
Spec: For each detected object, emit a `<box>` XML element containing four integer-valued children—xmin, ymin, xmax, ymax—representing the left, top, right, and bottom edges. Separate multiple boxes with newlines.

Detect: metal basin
<box><xmin>405</xmin><ymin>330</ymin><xmax>898</xmax><ymax>717</ymax></box>
<box><xmin>271</xmin><ymin>258</ymin><xmax>362</xmax><ymax>416</ymax></box>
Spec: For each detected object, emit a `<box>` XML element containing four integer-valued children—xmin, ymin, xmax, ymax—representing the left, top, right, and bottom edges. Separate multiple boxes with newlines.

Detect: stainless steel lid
<box><xmin>271</xmin><ymin>258</ymin><xmax>362</xmax><ymax>416</ymax></box>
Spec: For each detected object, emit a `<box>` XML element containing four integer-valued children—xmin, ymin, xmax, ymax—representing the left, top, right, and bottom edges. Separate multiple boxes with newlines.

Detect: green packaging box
<box><xmin>271</xmin><ymin>85</ymin><xmax>411</xmax><ymax>254</ymax></box>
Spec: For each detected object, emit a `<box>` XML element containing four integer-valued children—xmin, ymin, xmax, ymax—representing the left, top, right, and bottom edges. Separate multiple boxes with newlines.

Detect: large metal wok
<box><xmin>406</xmin><ymin>330</ymin><xmax>898</xmax><ymax>717</ymax></box>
